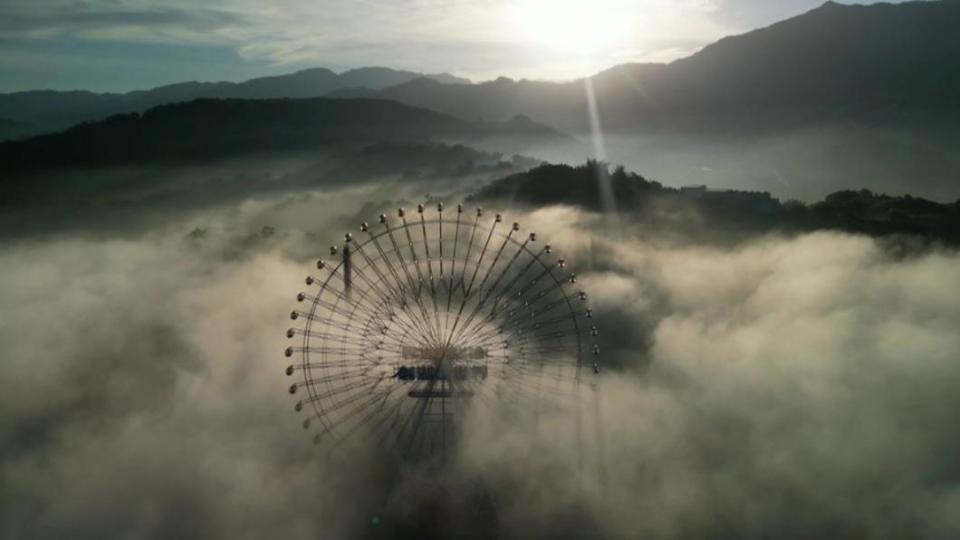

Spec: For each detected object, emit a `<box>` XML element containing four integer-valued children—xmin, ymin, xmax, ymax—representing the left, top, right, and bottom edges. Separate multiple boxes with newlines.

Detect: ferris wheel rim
<box><xmin>285</xmin><ymin>204</ymin><xmax>599</xmax><ymax>459</ymax></box>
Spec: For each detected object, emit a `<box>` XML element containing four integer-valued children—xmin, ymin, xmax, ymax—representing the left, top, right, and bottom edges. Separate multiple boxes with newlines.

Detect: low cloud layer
<box><xmin>2</xmin><ymin>192</ymin><xmax>959</xmax><ymax>538</ymax></box>
<box><xmin>545</xmin><ymin>206</ymin><xmax>960</xmax><ymax>538</ymax></box>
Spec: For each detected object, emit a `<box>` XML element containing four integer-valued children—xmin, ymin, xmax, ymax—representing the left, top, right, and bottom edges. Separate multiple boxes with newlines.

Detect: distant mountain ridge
<box><xmin>4</xmin><ymin>1</ymin><xmax>958</xmax><ymax>141</ymax></box>
<box><xmin>0</xmin><ymin>98</ymin><xmax>563</xmax><ymax>175</ymax></box>
<box><xmin>0</xmin><ymin>67</ymin><xmax>470</xmax><ymax>140</ymax></box>
<box><xmin>335</xmin><ymin>0</ymin><xmax>960</xmax><ymax>132</ymax></box>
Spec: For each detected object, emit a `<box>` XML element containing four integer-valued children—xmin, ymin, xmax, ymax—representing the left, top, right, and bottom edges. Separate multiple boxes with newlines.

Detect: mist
<box><xmin>2</xmin><ymin>166</ymin><xmax>959</xmax><ymax>538</ymax></box>
<box><xmin>531</xmin><ymin>206</ymin><xmax>960</xmax><ymax>538</ymax></box>
<box><xmin>524</xmin><ymin>126</ymin><xmax>960</xmax><ymax>202</ymax></box>
<box><xmin>0</xmin><ymin>143</ymin><xmax>538</xmax><ymax>241</ymax></box>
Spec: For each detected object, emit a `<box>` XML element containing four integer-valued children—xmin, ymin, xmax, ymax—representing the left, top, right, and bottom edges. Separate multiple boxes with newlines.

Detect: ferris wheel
<box><xmin>284</xmin><ymin>203</ymin><xmax>599</xmax><ymax>461</ymax></box>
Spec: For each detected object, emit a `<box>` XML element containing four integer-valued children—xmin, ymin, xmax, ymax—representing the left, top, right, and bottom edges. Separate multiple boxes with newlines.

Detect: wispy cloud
<box><xmin>0</xmin><ymin>1</ymin><xmax>250</xmax><ymax>44</ymax></box>
<box><xmin>0</xmin><ymin>0</ymin><xmax>922</xmax><ymax>90</ymax></box>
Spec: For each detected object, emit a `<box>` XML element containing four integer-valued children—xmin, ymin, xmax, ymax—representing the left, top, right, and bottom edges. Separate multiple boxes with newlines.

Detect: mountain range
<box><xmin>0</xmin><ymin>99</ymin><xmax>561</xmax><ymax>175</ymax></box>
<box><xmin>3</xmin><ymin>1</ymin><xmax>960</xmax><ymax>142</ymax></box>
<box><xmin>0</xmin><ymin>67</ymin><xmax>469</xmax><ymax>140</ymax></box>
<box><xmin>334</xmin><ymin>0</ymin><xmax>960</xmax><ymax>132</ymax></box>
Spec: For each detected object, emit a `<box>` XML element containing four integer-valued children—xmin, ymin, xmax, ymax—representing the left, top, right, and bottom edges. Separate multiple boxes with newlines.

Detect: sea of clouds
<box><xmin>2</xmin><ymin>184</ymin><xmax>959</xmax><ymax>539</ymax></box>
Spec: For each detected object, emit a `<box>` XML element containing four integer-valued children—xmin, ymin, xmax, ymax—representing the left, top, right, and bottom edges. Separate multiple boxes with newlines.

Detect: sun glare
<box><xmin>512</xmin><ymin>0</ymin><xmax>635</xmax><ymax>54</ymax></box>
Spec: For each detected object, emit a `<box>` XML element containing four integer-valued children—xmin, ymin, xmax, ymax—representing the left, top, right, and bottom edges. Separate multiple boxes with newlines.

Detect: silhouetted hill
<box><xmin>472</xmin><ymin>161</ymin><xmax>960</xmax><ymax>244</ymax></box>
<box><xmin>210</xmin><ymin>67</ymin><xmax>468</xmax><ymax>100</ymax></box>
<box><xmin>328</xmin><ymin>75</ymin><xmax>579</xmax><ymax>125</ymax></box>
<box><xmin>338</xmin><ymin>67</ymin><xmax>468</xmax><ymax>88</ymax></box>
<box><xmin>0</xmin><ymin>98</ymin><xmax>563</xmax><ymax>174</ymax></box>
<box><xmin>0</xmin><ymin>117</ymin><xmax>34</xmax><ymax>141</ymax></box>
<box><xmin>0</xmin><ymin>67</ymin><xmax>470</xmax><ymax>139</ymax></box>
<box><xmin>0</xmin><ymin>140</ymin><xmax>544</xmax><ymax>238</ymax></box>
<box><xmin>348</xmin><ymin>1</ymin><xmax>960</xmax><ymax>132</ymax></box>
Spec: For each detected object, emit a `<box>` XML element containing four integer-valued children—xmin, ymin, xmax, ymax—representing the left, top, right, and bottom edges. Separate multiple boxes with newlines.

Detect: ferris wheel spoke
<box><xmin>445</xmin><ymin>207</ymin><xmax>462</xmax><ymax>318</ymax></box>
<box><xmin>299</xmin><ymin>282</ymin><xmax>380</xmax><ymax>336</ymax></box>
<box><xmin>319</xmin><ymin>262</ymin><xmax>430</xmax><ymax>342</ymax></box>
<box><xmin>446</xmin><ymin>225</ymin><xmax>523</xmax><ymax>346</ymax></box>
<box><xmin>455</xmin><ymin>210</ymin><xmax>482</xmax><ymax>296</ymax></box>
<box><xmin>287</xmin><ymin>330</ymin><xmax>380</xmax><ymax>350</ymax></box>
<box><xmin>483</xmin><ymin>246</ymin><xmax>547</xmax><ymax>314</ymax></box>
<box><xmin>482</xmin><ymin>264</ymin><xmax>557</xmax><ymax>326</ymax></box>
<box><xmin>470</xmin><ymin>218</ymin><xmax>515</xmax><ymax>301</ymax></box>
<box><xmin>476</xmin><ymin>235</ymin><xmax>531</xmax><ymax>307</ymax></box>
<box><xmin>439</xmin><ymin>214</ymin><xmax>499</xmax><ymax>365</ymax></box>
<box><xmin>383</xmin><ymin>216</ymin><xmax>443</xmax><ymax>346</ymax></box>
<box><xmin>400</xmin><ymin>214</ymin><xmax>439</xmax><ymax>337</ymax></box>
<box><xmin>295</xmin><ymin>348</ymin><xmax>382</xmax><ymax>363</ymax></box>
<box><xmin>301</xmin><ymin>375</ymin><xmax>382</xmax><ymax>405</ymax></box>
<box><xmin>437</xmin><ymin>206</ymin><xmax>446</xmax><ymax>291</ymax></box>
<box><xmin>291</xmin><ymin>367</ymin><xmax>372</xmax><ymax>385</ymax></box>
<box><xmin>317</xmin><ymin>378</ymin><xmax>399</xmax><ymax>420</ymax></box>
<box><xmin>498</xmin><ymin>306</ymin><xmax>581</xmax><ymax>340</ymax></box>
<box><xmin>463</xmin><ymin>214</ymin><xmax>499</xmax><ymax>298</ymax></box>
<box><xmin>331</xmin><ymin>383</ymin><xmax>408</xmax><ymax>446</ymax></box>
<box><xmin>290</xmin><ymin>309</ymin><xmax>365</xmax><ymax>331</ymax></box>
<box><xmin>364</xmin><ymin>225</ymin><xmax>439</xmax><ymax>345</ymax></box>
<box><xmin>480</xmin><ymin>280</ymin><xmax>584</xmax><ymax>351</ymax></box>
<box><xmin>360</xmin><ymin>397</ymin><xmax>414</xmax><ymax>460</ymax></box>
<box><xmin>350</xmin><ymin>241</ymin><xmax>440</xmax><ymax>349</ymax></box>
<box><xmin>294</xmin><ymin>345</ymin><xmax>398</xmax><ymax>366</ymax></box>
<box><xmin>417</xmin><ymin>210</ymin><xmax>444</xmax><ymax>335</ymax></box>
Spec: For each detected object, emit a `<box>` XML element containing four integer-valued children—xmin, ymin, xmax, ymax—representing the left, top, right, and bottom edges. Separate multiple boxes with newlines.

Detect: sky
<box><xmin>0</xmin><ymin>0</ymin><xmax>921</xmax><ymax>93</ymax></box>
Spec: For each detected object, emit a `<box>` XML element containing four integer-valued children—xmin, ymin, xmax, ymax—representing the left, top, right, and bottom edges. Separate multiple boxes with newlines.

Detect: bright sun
<box><xmin>512</xmin><ymin>0</ymin><xmax>635</xmax><ymax>54</ymax></box>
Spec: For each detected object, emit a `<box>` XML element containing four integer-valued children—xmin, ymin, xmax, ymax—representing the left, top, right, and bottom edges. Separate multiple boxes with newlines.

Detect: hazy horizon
<box><xmin>0</xmin><ymin>0</ymin><xmax>924</xmax><ymax>93</ymax></box>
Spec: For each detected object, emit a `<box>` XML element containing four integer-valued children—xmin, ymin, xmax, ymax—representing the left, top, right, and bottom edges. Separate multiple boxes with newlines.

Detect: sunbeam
<box><xmin>584</xmin><ymin>75</ymin><xmax>618</xmax><ymax>216</ymax></box>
